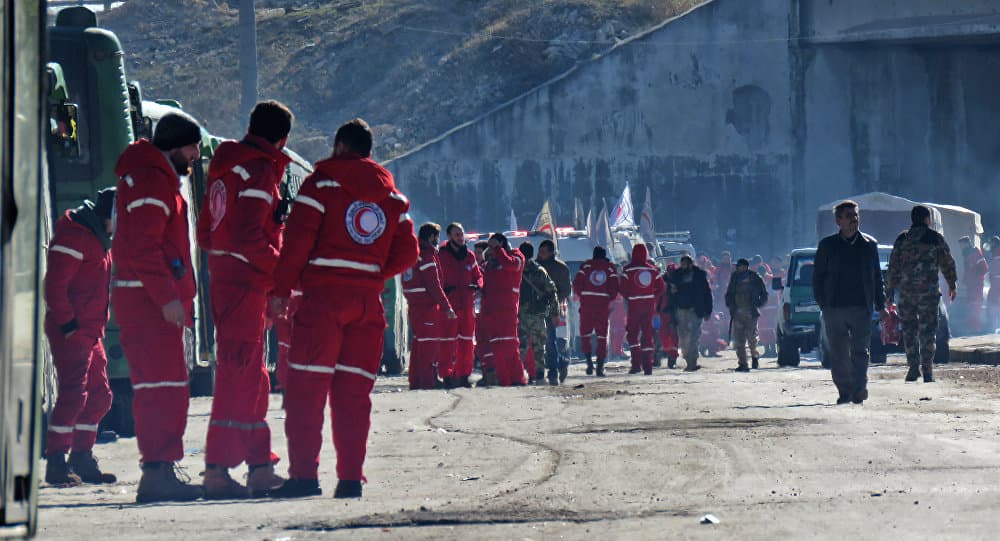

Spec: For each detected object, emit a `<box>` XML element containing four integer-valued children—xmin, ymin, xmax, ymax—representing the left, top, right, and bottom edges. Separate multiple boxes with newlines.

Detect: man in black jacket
<box><xmin>814</xmin><ymin>200</ymin><xmax>888</xmax><ymax>405</ymax></box>
<box><xmin>668</xmin><ymin>255</ymin><xmax>713</xmax><ymax>371</ymax></box>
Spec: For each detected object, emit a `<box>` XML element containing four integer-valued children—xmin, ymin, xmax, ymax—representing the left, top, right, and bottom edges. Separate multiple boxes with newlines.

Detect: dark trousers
<box><xmin>822</xmin><ymin>306</ymin><xmax>871</xmax><ymax>399</ymax></box>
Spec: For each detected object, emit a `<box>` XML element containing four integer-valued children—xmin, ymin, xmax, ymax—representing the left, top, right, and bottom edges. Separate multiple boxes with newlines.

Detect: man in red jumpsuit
<box><xmin>573</xmin><ymin>246</ymin><xmax>620</xmax><ymax>377</ymax></box>
<box><xmin>43</xmin><ymin>188</ymin><xmax>117</xmax><ymax>486</ymax></box>
<box><xmin>621</xmin><ymin>244</ymin><xmax>666</xmax><ymax>375</ymax></box>
<box><xmin>269</xmin><ymin>119</ymin><xmax>418</xmax><ymax>499</ymax></box>
<box><xmin>196</xmin><ymin>101</ymin><xmax>293</xmax><ymax>499</ymax></box>
<box><xmin>657</xmin><ymin>263</ymin><xmax>681</xmax><ymax>368</ymax></box>
<box><xmin>112</xmin><ymin>112</ymin><xmax>203</xmax><ymax>502</ymax></box>
<box><xmin>274</xmin><ymin>289</ymin><xmax>302</xmax><ymax>391</ymax></box>
<box><xmin>480</xmin><ymin>233</ymin><xmax>526</xmax><ymax>386</ymax></box>
<box><xmin>958</xmin><ymin>236</ymin><xmax>989</xmax><ymax>335</ymax></box>
<box><xmin>438</xmin><ymin>223</ymin><xmax>482</xmax><ymax>387</ymax></box>
<box><xmin>403</xmin><ymin>222</ymin><xmax>457</xmax><ymax>390</ymax></box>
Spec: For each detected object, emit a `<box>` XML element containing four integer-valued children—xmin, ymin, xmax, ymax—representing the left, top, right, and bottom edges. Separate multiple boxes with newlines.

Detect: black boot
<box><xmin>922</xmin><ymin>364</ymin><xmax>934</xmax><ymax>383</ymax></box>
<box><xmin>751</xmin><ymin>357</ymin><xmax>759</xmax><ymax>370</ymax></box>
<box><xmin>45</xmin><ymin>453</ymin><xmax>82</xmax><ymax>487</ymax></box>
<box><xmin>68</xmin><ymin>450</ymin><xmax>116</xmax><ymax>484</ymax></box>
<box><xmin>596</xmin><ymin>358</ymin><xmax>606</xmax><ymax>377</ymax></box>
<box><xmin>905</xmin><ymin>366</ymin><xmax>921</xmax><ymax>382</ymax></box>
<box><xmin>334</xmin><ymin>479</ymin><xmax>363</xmax><ymax>499</ymax></box>
<box><xmin>268</xmin><ymin>478</ymin><xmax>322</xmax><ymax>499</ymax></box>
<box><xmin>558</xmin><ymin>365</ymin><xmax>568</xmax><ymax>383</ymax></box>
<box><xmin>585</xmin><ymin>356</ymin><xmax>594</xmax><ymax>376</ymax></box>
<box><xmin>667</xmin><ymin>356</ymin><xmax>677</xmax><ymax>369</ymax></box>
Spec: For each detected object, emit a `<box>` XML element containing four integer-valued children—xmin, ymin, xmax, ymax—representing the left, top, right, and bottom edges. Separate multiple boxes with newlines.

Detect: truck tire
<box><xmin>777</xmin><ymin>331</ymin><xmax>800</xmax><ymax>367</ymax></box>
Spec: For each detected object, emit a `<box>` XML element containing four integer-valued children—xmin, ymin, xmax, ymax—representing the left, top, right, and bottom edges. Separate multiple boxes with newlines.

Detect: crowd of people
<box><xmin>37</xmin><ymin>97</ymin><xmax>995</xmax><ymax>508</ymax></box>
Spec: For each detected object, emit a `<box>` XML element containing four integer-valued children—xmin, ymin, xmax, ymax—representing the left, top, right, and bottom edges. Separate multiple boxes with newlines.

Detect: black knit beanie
<box><xmin>152</xmin><ymin>112</ymin><xmax>202</xmax><ymax>151</ymax></box>
<box><xmin>94</xmin><ymin>187</ymin><xmax>116</xmax><ymax>222</ymax></box>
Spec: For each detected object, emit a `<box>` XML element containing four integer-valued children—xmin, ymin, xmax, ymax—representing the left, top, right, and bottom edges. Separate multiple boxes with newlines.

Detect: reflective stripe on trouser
<box><xmin>283</xmin><ymin>290</ymin><xmax>384</xmax><ymax>481</ymax></box>
<box><xmin>440</xmin><ymin>307</ymin><xmax>476</xmax><ymax>379</ymax></box>
<box><xmin>899</xmin><ymin>300</ymin><xmax>939</xmax><ymax>369</ymax></box>
<box><xmin>205</xmin><ymin>284</ymin><xmax>273</xmax><ymax>467</ymax></box>
<box><xmin>676</xmin><ymin>308</ymin><xmax>703</xmax><ymax>367</ymax></box>
<box><xmin>483</xmin><ymin>309</ymin><xmax>523</xmax><ymax>386</ymax></box>
<box><xmin>579</xmin><ymin>305</ymin><xmax>611</xmax><ymax>359</ymax></box>
<box><xmin>43</xmin><ymin>329</ymin><xmax>112</xmax><ymax>455</ymax></box>
<box><xmin>518</xmin><ymin>313</ymin><xmax>548</xmax><ymax>377</ymax></box>
<box><xmin>408</xmin><ymin>303</ymin><xmax>441</xmax><ymax>390</ymax></box>
<box><xmin>626</xmin><ymin>306</ymin><xmax>656</xmax><ymax>372</ymax></box>
<box><xmin>731</xmin><ymin>309</ymin><xmax>759</xmax><ymax>366</ymax></box>
<box><xmin>274</xmin><ymin>294</ymin><xmax>303</xmax><ymax>390</ymax></box>
<box><xmin>112</xmin><ymin>288</ymin><xmax>190</xmax><ymax>463</ymax></box>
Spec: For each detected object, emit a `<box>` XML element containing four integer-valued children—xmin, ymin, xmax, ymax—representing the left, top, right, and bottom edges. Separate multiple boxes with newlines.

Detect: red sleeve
<box><xmin>654</xmin><ymin>270</ymin><xmax>667</xmax><ymax>298</ymax></box>
<box><xmin>382</xmin><ymin>205</ymin><xmax>418</xmax><ymax>279</ymax></box>
<box><xmin>118</xmin><ymin>173</ymin><xmax>179</xmax><ymax>307</ymax></box>
<box><xmin>607</xmin><ymin>266</ymin><xmax>621</xmax><ymax>299</ymax></box>
<box><xmin>230</xmin><ymin>160</ymin><xmax>280</xmax><ymax>274</ymax></box>
<box><xmin>44</xmin><ymin>230</ymin><xmax>85</xmax><ymax>326</ymax></box>
<box><xmin>273</xmin><ymin>179</ymin><xmax>324</xmax><ymax>298</ymax></box>
<box><xmin>572</xmin><ymin>268</ymin><xmax>585</xmax><ymax>297</ymax></box>
<box><xmin>492</xmin><ymin>246</ymin><xmax>519</xmax><ymax>268</ymax></box>
<box><xmin>471</xmin><ymin>259</ymin><xmax>484</xmax><ymax>289</ymax></box>
<box><xmin>420</xmin><ymin>256</ymin><xmax>452</xmax><ymax>311</ymax></box>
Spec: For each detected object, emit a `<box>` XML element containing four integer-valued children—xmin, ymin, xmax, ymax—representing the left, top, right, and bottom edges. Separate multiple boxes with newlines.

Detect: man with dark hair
<box><xmin>113</xmin><ymin>112</ymin><xmax>203</xmax><ymax>502</ymax></box>
<box><xmin>887</xmin><ymin>206</ymin><xmax>957</xmax><ymax>382</ymax></box>
<box><xmin>537</xmin><ymin>239</ymin><xmax>572</xmax><ymax>382</ymax></box>
<box><xmin>196</xmin><ymin>100</ymin><xmax>295</xmax><ymax>499</ymax></box>
<box><xmin>43</xmin><ymin>188</ymin><xmax>117</xmax><ymax>487</ymax></box>
<box><xmin>269</xmin><ymin>117</ymin><xmax>418</xmax><ymax>499</ymax></box>
<box><xmin>957</xmin><ymin>236</ymin><xmax>988</xmax><ymax>335</ymax></box>
<box><xmin>668</xmin><ymin>255</ymin><xmax>713</xmax><ymax>371</ymax></box>
<box><xmin>573</xmin><ymin>246</ymin><xmax>620</xmax><ymax>376</ymax></box>
<box><xmin>473</xmin><ymin>240</ymin><xmax>489</xmax><ymax>266</ymax></box>
<box><xmin>333</xmin><ymin>118</ymin><xmax>374</xmax><ymax>157</ymax></box>
<box><xmin>814</xmin><ymin>200</ymin><xmax>887</xmax><ymax>404</ymax></box>
<box><xmin>725</xmin><ymin>258</ymin><xmax>768</xmax><ymax>372</ymax></box>
<box><xmin>438</xmin><ymin>222</ymin><xmax>483</xmax><ymax>387</ymax></box>
<box><xmin>518</xmin><ymin>241</ymin><xmax>559</xmax><ymax>384</ymax></box>
<box><xmin>403</xmin><ymin>222</ymin><xmax>457</xmax><ymax>390</ymax></box>
<box><xmin>480</xmin><ymin>233</ymin><xmax>526</xmax><ymax>386</ymax></box>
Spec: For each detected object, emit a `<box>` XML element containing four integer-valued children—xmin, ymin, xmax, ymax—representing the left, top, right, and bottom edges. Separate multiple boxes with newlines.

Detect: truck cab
<box><xmin>774</xmin><ymin>248</ymin><xmax>819</xmax><ymax>366</ymax></box>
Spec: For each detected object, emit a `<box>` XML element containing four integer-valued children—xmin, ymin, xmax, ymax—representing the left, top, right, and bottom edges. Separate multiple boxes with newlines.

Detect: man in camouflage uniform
<box><xmin>886</xmin><ymin>205</ymin><xmax>958</xmax><ymax>383</ymax></box>
<box><xmin>517</xmin><ymin>242</ymin><xmax>559</xmax><ymax>385</ymax></box>
<box><xmin>725</xmin><ymin>258</ymin><xmax>768</xmax><ymax>372</ymax></box>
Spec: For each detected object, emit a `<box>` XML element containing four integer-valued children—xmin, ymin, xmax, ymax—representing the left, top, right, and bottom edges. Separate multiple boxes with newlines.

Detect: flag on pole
<box><xmin>595</xmin><ymin>201</ymin><xmax>615</xmax><ymax>258</ymax></box>
<box><xmin>509</xmin><ymin>208</ymin><xmax>518</xmax><ymax>232</ymax></box>
<box><xmin>640</xmin><ymin>186</ymin><xmax>656</xmax><ymax>244</ymax></box>
<box><xmin>531</xmin><ymin>200</ymin><xmax>559</xmax><ymax>252</ymax></box>
<box><xmin>611</xmin><ymin>181</ymin><xmax>635</xmax><ymax>229</ymax></box>
<box><xmin>585</xmin><ymin>207</ymin><xmax>594</xmax><ymax>236</ymax></box>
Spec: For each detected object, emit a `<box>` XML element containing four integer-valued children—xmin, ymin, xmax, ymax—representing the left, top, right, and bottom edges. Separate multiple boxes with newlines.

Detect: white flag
<box><xmin>595</xmin><ymin>201</ymin><xmax>615</xmax><ymax>257</ymax></box>
<box><xmin>611</xmin><ymin>181</ymin><xmax>635</xmax><ymax>229</ymax></box>
<box><xmin>640</xmin><ymin>186</ymin><xmax>656</xmax><ymax>245</ymax></box>
<box><xmin>585</xmin><ymin>207</ymin><xmax>594</xmax><ymax>236</ymax></box>
<box><xmin>531</xmin><ymin>200</ymin><xmax>559</xmax><ymax>253</ymax></box>
<box><xmin>509</xmin><ymin>208</ymin><xmax>517</xmax><ymax>231</ymax></box>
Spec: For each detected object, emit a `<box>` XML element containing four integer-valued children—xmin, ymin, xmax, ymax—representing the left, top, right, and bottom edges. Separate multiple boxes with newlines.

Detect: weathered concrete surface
<box><xmin>951</xmin><ymin>334</ymin><xmax>1000</xmax><ymax>364</ymax></box>
<box><xmin>36</xmin><ymin>353</ymin><xmax>1000</xmax><ymax>540</ymax></box>
<box><xmin>388</xmin><ymin>0</ymin><xmax>1000</xmax><ymax>256</ymax></box>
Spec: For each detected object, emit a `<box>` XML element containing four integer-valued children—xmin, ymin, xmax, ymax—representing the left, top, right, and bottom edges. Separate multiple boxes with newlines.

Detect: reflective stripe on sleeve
<box><xmin>231</xmin><ymin>165</ymin><xmax>251</xmax><ymax>181</ymax></box>
<box><xmin>127</xmin><ymin>198</ymin><xmax>171</xmax><ymax>216</ymax></box>
<box><xmin>238</xmin><ymin>189</ymin><xmax>274</xmax><ymax>205</ymax></box>
<box><xmin>316</xmin><ymin>180</ymin><xmax>341</xmax><ymax>189</ymax></box>
<box><xmin>50</xmin><ymin>245</ymin><xmax>84</xmax><ymax>260</ymax></box>
<box><xmin>419</xmin><ymin>262</ymin><xmax>436</xmax><ymax>271</ymax></box>
<box><xmin>208</xmin><ymin>250</ymin><xmax>250</xmax><ymax>264</ymax></box>
<box><xmin>295</xmin><ymin>195</ymin><xmax>325</xmax><ymax>214</ymax></box>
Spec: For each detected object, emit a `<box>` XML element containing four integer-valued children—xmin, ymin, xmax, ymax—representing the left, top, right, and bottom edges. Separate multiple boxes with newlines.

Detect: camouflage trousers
<box><xmin>899</xmin><ymin>300</ymin><xmax>938</xmax><ymax>369</ymax></box>
<box><xmin>675</xmin><ymin>308</ymin><xmax>703</xmax><ymax>367</ymax></box>
<box><xmin>731</xmin><ymin>309</ymin><xmax>759</xmax><ymax>367</ymax></box>
<box><xmin>518</xmin><ymin>313</ymin><xmax>548</xmax><ymax>376</ymax></box>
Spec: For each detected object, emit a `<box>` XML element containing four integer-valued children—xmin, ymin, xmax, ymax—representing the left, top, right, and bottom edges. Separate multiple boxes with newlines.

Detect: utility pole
<box><xmin>239</xmin><ymin>0</ymin><xmax>258</xmax><ymax>120</ymax></box>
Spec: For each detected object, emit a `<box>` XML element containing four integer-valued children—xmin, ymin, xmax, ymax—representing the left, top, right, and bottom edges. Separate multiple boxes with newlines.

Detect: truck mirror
<box><xmin>771</xmin><ymin>276</ymin><xmax>783</xmax><ymax>291</ymax></box>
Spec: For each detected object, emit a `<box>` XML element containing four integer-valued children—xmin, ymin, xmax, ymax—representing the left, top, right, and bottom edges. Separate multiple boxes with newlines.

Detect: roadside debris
<box><xmin>700</xmin><ymin>514</ymin><xmax>720</xmax><ymax>524</ymax></box>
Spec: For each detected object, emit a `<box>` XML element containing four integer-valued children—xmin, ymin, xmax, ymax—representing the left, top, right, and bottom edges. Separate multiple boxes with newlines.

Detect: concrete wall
<box><xmin>801</xmin><ymin>0</ymin><xmax>1000</xmax><ymax>39</ymax></box>
<box><xmin>388</xmin><ymin>0</ymin><xmax>796</xmax><ymax>257</ymax></box>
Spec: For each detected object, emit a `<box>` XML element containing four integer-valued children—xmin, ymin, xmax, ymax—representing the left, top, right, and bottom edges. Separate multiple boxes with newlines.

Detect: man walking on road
<box><xmin>269</xmin><ymin>119</ymin><xmax>418</xmax><ymax>499</ymax></box>
<box><xmin>518</xmin><ymin>241</ymin><xmax>559</xmax><ymax>384</ymax></box>
<box><xmin>43</xmin><ymin>188</ymin><xmax>117</xmax><ymax>487</ymax></box>
<box><xmin>725</xmin><ymin>258</ymin><xmax>768</xmax><ymax>372</ymax></box>
<box><xmin>112</xmin><ymin>112</ymin><xmax>204</xmax><ymax>502</ymax></box>
<box><xmin>814</xmin><ymin>200</ymin><xmax>887</xmax><ymax>405</ymax></box>
<box><xmin>403</xmin><ymin>222</ymin><xmax>457</xmax><ymax>390</ymax></box>
<box><xmin>438</xmin><ymin>223</ymin><xmax>483</xmax><ymax>387</ymax></box>
<box><xmin>667</xmin><ymin>255</ymin><xmax>713</xmax><ymax>372</ymax></box>
<box><xmin>621</xmin><ymin>244</ymin><xmax>666</xmax><ymax>375</ymax></box>
<box><xmin>573</xmin><ymin>246</ymin><xmax>620</xmax><ymax>377</ymax></box>
<box><xmin>537</xmin><ymin>240</ymin><xmax>572</xmax><ymax>383</ymax></box>
<box><xmin>196</xmin><ymin>100</ymin><xmax>293</xmax><ymax>499</ymax></box>
<box><xmin>886</xmin><ymin>205</ymin><xmax>957</xmax><ymax>383</ymax></box>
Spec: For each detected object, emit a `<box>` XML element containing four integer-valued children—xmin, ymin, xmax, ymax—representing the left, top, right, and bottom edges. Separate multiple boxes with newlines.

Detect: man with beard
<box><xmin>196</xmin><ymin>101</ymin><xmax>293</xmax><ymax>498</ymax></box>
<box><xmin>403</xmin><ymin>222</ymin><xmax>457</xmax><ymax>390</ymax></box>
<box><xmin>112</xmin><ymin>112</ymin><xmax>203</xmax><ymax>502</ymax></box>
<box><xmin>814</xmin><ymin>200</ymin><xmax>887</xmax><ymax>404</ymax></box>
<box><xmin>668</xmin><ymin>255</ymin><xmax>713</xmax><ymax>371</ymax></box>
<box><xmin>887</xmin><ymin>206</ymin><xmax>957</xmax><ymax>383</ymax></box>
<box><xmin>480</xmin><ymin>233</ymin><xmax>526</xmax><ymax>386</ymax></box>
<box><xmin>438</xmin><ymin>223</ymin><xmax>483</xmax><ymax>387</ymax></box>
<box><xmin>621</xmin><ymin>244</ymin><xmax>665</xmax><ymax>375</ymax></box>
<box><xmin>43</xmin><ymin>188</ymin><xmax>117</xmax><ymax>486</ymax></box>
<box><xmin>724</xmin><ymin>258</ymin><xmax>768</xmax><ymax>372</ymax></box>
<box><xmin>957</xmin><ymin>236</ymin><xmax>988</xmax><ymax>335</ymax></box>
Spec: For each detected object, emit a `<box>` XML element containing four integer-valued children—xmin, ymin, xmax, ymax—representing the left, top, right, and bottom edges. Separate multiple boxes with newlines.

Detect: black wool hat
<box><xmin>152</xmin><ymin>112</ymin><xmax>202</xmax><ymax>151</ymax></box>
<box><xmin>94</xmin><ymin>187</ymin><xmax>116</xmax><ymax>222</ymax></box>
<box><xmin>736</xmin><ymin>258</ymin><xmax>750</xmax><ymax>267</ymax></box>
<box><xmin>593</xmin><ymin>246</ymin><xmax>607</xmax><ymax>260</ymax></box>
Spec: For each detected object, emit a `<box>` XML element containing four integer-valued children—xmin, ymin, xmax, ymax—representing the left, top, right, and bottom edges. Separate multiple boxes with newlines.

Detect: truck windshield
<box><xmin>790</xmin><ymin>257</ymin><xmax>815</xmax><ymax>286</ymax></box>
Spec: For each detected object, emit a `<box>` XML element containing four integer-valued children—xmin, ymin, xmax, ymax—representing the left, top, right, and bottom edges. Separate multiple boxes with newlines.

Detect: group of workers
<box><xmin>43</xmin><ymin>101</ymin><xmax>417</xmax><ymax>503</ymax></box>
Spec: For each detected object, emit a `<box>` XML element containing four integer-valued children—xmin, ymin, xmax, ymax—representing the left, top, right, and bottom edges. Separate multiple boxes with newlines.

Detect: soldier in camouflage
<box><xmin>724</xmin><ymin>258</ymin><xmax>768</xmax><ymax>372</ymax></box>
<box><xmin>517</xmin><ymin>242</ymin><xmax>560</xmax><ymax>385</ymax></box>
<box><xmin>886</xmin><ymin>205</ymin><xmax>958</xmax><ymax>383</ymax></box>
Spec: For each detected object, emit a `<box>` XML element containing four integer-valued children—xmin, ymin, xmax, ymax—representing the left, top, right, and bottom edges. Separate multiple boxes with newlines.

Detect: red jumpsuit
<box><xmin>403</xmin><ymin>245</ymin><xmax>453</xmax><ymax>390</ymax></box>
<box><xmin>43</xmin><ymin>210</ymin><xmax>113</xmax><ymax>456</ymax></box>
<box><xmin>112</xmin><ymin>140</ymin><xmax>197</xmax><ymax>464</ymax></box>
<box><xmin>196</xmin><ymin>135</ymin><xmax>290</xmax><ymax>468</ymax></box>
<box><xmin>657</xmin><ymin>264</ymin><xmax>680</xmax><ymax>364</ymax></box>
<box><xmin>274</xmin><ymin>290</ymin><xmax>302</xmax><ymax>390</ymax></box>
<box><xmin>481</xmin><ymin>247</ymin><xmax>526</xmax><ymax>386</ymax></box>
<box><xmin>620</xmin><ymin>244</ymin><xmax>666</xmax><ymax>374</ymax></box>
<box><xmin>962</xmin><ymin>247</ymin><xmax>989</xmax><ymax>334</ymax></box>
<box><xmin>572</xmin><ymin>257</ymin><xmax>620</xmax><ymax>360</ymax></box>
<box><xmin>438</xmin><ymin>242</ymin><xmax>483</xmax><ymax>382</ymax></box>
<box><xmin>273</xmin><ymin>153</ymin><xmax>417</xmax><ymax>483</ymax></box>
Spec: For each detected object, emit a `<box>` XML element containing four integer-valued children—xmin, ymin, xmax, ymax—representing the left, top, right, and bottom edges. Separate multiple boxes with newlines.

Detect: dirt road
<box><xmin>37</xmin><ymin>352</ymin><xmax>1000</xmax><ymax>540</ymax></box>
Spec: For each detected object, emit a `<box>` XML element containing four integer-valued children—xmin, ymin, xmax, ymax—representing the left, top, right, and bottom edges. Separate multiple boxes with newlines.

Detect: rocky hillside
<box><xmin>103</xmin><ymin>0</ymin><xmax>699</xmax><ymax>162</ymax></box>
